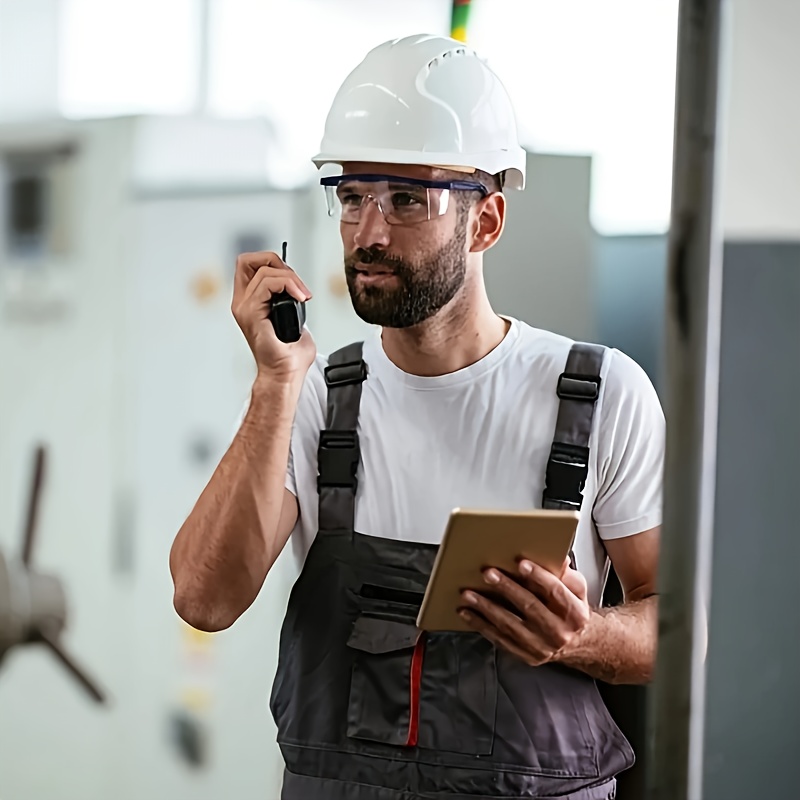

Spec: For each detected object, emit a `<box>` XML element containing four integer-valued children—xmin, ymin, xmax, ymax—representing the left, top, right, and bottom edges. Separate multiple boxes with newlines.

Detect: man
<box><xmin>170</xmin><ymin>34</ymin><xmax>664</xmax><ymax>800</ymax></box>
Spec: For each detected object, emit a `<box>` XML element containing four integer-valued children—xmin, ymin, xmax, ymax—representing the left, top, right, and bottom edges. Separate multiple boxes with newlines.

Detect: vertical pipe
<box><xmin>451</xmin><ymin>0</ymin><xmax>472</xmax><ymax>43</ymax></box>
<box><xmin>648</xmin><ymin>1</ymin><xmax>728</xmax><ymax>799</ymax></box>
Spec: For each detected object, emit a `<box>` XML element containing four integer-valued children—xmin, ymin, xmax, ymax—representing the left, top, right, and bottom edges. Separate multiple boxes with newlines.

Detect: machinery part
<box><xmin>0</xmin><ymin>445</ymin><xmax>107</xmax><ymax>704</ymax></box>
<box><xmin>0</xmin><ymin>550</ymin><xmax>66</xmax><ymax>661</ymax></box>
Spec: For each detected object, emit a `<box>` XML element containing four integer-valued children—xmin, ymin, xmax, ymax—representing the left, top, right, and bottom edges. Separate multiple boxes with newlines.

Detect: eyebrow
<box><xmin>337</xmin><ymin>177</ymin><xmax>428</xmax><ymax>191</ymax></box>
<box><xmin>387</xmin><ymin>181</ymin><xmax>425</xmax><ymax>190</ymax></box>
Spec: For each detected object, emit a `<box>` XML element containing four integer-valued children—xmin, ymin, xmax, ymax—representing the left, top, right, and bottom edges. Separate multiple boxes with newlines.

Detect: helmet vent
<box><xmin>427</xmin><ymin>47</ymin><xmax>470</xmax><ymax>71</ymax></box>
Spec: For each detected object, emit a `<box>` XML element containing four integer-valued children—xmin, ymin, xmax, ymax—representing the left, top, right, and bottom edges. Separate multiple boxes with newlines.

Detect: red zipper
<box><xmin>405</xmin><ymin>632</ymin><xmax>426</xmax><ymax>747</ymax></box>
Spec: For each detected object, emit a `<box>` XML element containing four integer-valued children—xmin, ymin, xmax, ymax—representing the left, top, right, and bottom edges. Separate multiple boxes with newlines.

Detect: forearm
<box><xmin>555</xmin><ymin>595</ymin><xmax>658</xmax><ymax>684</ymax></box>
<box><xmin>170</xmin><ymin>375</ymin><xmax>301</xmax><ymax>631</ymax></box>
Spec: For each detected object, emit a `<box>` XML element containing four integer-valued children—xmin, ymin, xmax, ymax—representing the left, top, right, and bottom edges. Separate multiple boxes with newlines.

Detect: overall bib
<box><xmin>270</xmin><ymin>343</ymin><xmax>634</xmax><ymax>799</ymax></box>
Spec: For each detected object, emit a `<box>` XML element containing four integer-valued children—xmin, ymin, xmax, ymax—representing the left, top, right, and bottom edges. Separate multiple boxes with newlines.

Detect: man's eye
<box><xmin>392</xmin><ymin>192</ymin><xmax>424</xmax><ymax>207</ymax></box>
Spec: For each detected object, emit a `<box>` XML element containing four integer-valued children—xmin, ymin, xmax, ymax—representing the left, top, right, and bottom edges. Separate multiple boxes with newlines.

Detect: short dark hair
<box><xmin>448</xmin><ymin>168</ymin><xmax>503</xmax><ymax>217</ymax></box>
<box><xmin>470</xmin><ymin>168</ymin><xmax>504</xmax><ymax>194</ymax></box>
<box><xmin>434</xmin><ymin>166</ymin><xmax>503</xmax><ymax>195</ymax></box>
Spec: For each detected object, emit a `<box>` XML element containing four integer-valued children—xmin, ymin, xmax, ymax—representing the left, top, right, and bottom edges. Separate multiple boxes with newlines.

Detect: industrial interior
<box><xmin>0</xmin><ymin>1</ymin><xmax>798</xmax><ymax>799</ymax></box>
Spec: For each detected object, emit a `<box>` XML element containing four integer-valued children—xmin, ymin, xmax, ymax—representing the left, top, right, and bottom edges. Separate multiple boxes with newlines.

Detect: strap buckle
<box><xmin>542</xmin><ymin>444</ymin><xmax>589</xmax><ymax>509</ymax></box>
<box><xmin>556</xmin><ymin>372</ymin><xmax>601</xmax><ymax>402</ymax></box>
<box><xmin>317</xmin><ymin>429</ymin><xmax>360</xmax><ymax>492</ymax></box>
<box><xmin>324</xmin><ymin>360</ymin><xmax>368</xmax><ymax>388</ymax></box>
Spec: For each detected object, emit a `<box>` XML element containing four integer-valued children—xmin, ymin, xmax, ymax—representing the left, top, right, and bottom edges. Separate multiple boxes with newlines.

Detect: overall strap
<box><xmin>542</xmin><ymin>343</ymin><xmax>606</xmax><ymax>513</ymax></box>
<box><xmin>317</xmin><ymin>342</ymin><xmax>368</xmax><ymax>532</ymax></box>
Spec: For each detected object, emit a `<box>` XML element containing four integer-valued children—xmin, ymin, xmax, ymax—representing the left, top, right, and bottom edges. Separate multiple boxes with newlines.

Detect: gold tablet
<box><xmin>416</xmin><ymin>508</ymin><xmax>580</xmax><ymax>632</ymax></box>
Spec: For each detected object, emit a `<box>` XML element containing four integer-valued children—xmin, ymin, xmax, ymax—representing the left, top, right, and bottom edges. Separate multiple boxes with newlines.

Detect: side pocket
<box><xmin>417</xmin><ymin>633</ymin><xmax>497</xmax><ymax>756</ymax></box>
<box><xmin>346</xmin><ymin>616</ymin><xmax>421</xmax><ymax>747</ymax></box>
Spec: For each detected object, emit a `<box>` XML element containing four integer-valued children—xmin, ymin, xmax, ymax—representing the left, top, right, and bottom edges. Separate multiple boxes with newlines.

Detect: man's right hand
<box><xmin>232</xmin><ymin>251</ymin><xmax>317</xmax><ymax>380</ymax></box>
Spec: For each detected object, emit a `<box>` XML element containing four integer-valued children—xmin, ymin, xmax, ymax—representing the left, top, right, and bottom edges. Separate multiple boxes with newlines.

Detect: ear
<box><xmin>468</xmin><ymin>193</ymin><xmax>506</xmax><ymax>253</ymax></box>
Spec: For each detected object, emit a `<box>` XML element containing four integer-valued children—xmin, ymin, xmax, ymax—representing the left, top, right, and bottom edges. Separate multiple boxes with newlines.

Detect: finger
<box><xmin>461</xmin><ymin>588</ymin><xmax>557</xmax><ymax>657</ymax></box>
<box><xmin>234</xmin><ymin>275</ymin><xmax>299</xmax><ymax>332</ymax></box>
<box><xmin>234</xmin><ymin>252</ymin><xmax>313</xmax><ymax>302</ymax></box>
<box><xmin>458</xmin><ymin>608</ymin><xmax>548</xmax><ymax>666</ymax></box>
<box><xmin>481</xmin><ymin>568</ymin><xmax>565</xmax><ymax>638</ymax></box>
<box><xmin>233</xmin><ymin>251</ymin><xmax>281</xmax><ymax>296</ymax></box>
<box><xmin>241</xmin><ymin>267</ymin><xmax>311</xmax><ymax>305</ymax></box>
<box><xmin>242</xmin><ymin>268</ymin><xmax>309</xmax><ymax>306</ymax></box>
<box><xmin>239</xmin><ymin>253</ymin><xmax>313</xmax><ymax>298</ymax></box>
<box><xmin>519</xmin><ymin>559</ymin><xmax>589</xmax><ymax>629</ymax></box>
<box><xmin>518</xmin><ymin>559</ymin><xmax>572</xmax><ymax>612</ymax></box>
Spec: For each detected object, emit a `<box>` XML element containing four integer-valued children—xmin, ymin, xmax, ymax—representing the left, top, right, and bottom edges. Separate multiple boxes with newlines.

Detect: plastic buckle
<box><xmin>543</xmin><ymin>452</ymin><xmax>589</xmax><ymax>509</ymax></box>
<box><xmin>317</xmin><ymin>430</ymin><xmax>360</xmax><ymax>491</ymax></box>
<box><xmin>324</xmin><ymin>361</ymin><xmax>368</xmax><ymax>388</ymax></box>
<box><xmin>556</xmin><ymin>372</ymin><xmax>601</xmax><ymax>402</ymax></box>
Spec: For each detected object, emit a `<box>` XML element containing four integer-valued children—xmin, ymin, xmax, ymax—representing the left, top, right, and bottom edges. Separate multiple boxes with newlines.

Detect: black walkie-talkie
<box><xmin>269</xmin><ymin>241</ymin><xmax>306</xmax><ymax>343</ymax></box>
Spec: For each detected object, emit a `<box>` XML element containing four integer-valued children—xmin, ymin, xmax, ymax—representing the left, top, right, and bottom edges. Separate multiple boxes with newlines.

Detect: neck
<box><xmin>379</xmin><ymin>276</ymin><xmax>510</xmax><ymax>377</ymax></box>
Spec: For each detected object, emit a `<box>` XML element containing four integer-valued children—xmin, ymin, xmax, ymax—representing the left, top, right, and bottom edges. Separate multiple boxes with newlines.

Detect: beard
<box><xmin>343</xmin><ymin>226</ymin><xmax>467</xmax><ymax>328</ymax></box>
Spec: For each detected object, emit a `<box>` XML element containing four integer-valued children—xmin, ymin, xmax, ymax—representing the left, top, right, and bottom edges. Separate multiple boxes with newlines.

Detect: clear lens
<box><xmin>323</xmin><ymin>180</ymin><xmax>451</xmax><ymax>225</ymax></box>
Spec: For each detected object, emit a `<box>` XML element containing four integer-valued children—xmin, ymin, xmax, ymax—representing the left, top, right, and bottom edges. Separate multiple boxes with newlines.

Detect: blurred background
<box><xmin>0</xmin><ymin>1</ymin><xmax>797</xmax><ymax>799</ymax></box>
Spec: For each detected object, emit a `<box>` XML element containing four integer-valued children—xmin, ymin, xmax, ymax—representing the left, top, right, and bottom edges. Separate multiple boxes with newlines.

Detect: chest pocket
<box><xmin>346</xmin><ymin>592</ymin><xmax>497</xmax><ymax>756</ymax></box>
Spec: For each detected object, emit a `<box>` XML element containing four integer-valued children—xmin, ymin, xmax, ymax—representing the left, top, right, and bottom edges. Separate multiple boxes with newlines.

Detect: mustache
<box><xmin>345</xmin><ymin>248</ymin><xmax>406</xmax><ymax>272</ymax></box>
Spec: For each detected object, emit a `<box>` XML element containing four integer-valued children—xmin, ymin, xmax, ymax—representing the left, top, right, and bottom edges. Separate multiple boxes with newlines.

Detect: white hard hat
<box><xmin>312</xmin><ymin>34</ymin><xmax>526</xmax><ymax>190</ymax></box>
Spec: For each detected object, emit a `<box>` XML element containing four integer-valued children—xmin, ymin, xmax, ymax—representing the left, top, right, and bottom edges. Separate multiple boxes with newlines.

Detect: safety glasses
<box><xmin>320</xmin><ymin>173</ymin><xmax>489</xmax><ymax>225</ymax></box>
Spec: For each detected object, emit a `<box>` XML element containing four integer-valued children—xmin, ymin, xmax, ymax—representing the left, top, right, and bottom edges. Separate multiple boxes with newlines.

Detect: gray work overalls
<box><xmin>270</xmin><ymin>342</ymin><xmax>634</xmax><ymax>799</ymax></box>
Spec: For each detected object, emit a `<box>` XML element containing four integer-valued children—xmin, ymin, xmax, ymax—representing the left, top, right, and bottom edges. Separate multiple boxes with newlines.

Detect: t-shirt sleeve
<box><xmin>285</xmin><ymin>440</ymin><xmax>298</xmax><ymax>497</ymax></box>
<box><xmin>591</xmin><ymin>349</ymin><xmax>665</xmax><ymax>539</ymax></box>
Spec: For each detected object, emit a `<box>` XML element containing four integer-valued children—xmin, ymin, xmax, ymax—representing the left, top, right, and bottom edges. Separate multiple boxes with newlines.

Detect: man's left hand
<box><xmin>459</xmin><ymin>559</ymin><xmax>591</xmax><ymax>666</ymax></box>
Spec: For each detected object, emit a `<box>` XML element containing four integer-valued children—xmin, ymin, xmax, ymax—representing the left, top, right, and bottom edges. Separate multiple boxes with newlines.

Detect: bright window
<box><xmin>55</xmin><ymin>0</ymin><xmax>678</xmax><ymax>232</ymax></box>
<box><xmin>59</xmin><ymin>0</ymin><xmax>200</xmax><ymax>118</ymax></box>
<box><xmin>469</xmin><ymin>0</ymin><xmax>679</xmax><ymax>234</ymax></box>
<box><xmin>206</xmin><ymin>0</ymin><xmax>452</xmax><ymax>186</ymax></box>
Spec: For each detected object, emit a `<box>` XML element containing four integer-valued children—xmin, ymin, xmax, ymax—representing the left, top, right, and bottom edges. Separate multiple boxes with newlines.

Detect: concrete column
<box><xmin>701</xmin><ymin>0</ymin><xmax>800</xmax><ymax>798</ymax></box>
<box><xmin>650</xmin><ymin>0</ymin><xmax>800</xmax><ymax>798</ymax></box>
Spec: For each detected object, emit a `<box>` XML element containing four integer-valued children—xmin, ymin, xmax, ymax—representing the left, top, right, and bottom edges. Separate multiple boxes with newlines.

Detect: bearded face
<box><xmin>343</xmin><ymin>219</ymin><xmax>468</xmax><ymax>328</ymax></box>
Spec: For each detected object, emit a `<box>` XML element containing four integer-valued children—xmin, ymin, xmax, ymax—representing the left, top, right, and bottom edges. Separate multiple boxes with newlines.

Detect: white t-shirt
<box><xmin>284</xmin><ymin>317</ymin><xmax>664</xmax><ymax>606</ymax></box>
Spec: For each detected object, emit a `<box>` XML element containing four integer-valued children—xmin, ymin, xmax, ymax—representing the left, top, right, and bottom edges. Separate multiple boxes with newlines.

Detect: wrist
<box><xmin>247</xmin><ymin>372</ymin><xmax>305</xmax><ymax>423</ymax></box>
<box><xmin>252</xmin><ymin>369</ymin><xmax>305</xmax><ymax>397</ymax></box>
<box><xmin>553</xmin><ymin>610</ymin><xmax>601</xmax><ymax>666</ymax></box>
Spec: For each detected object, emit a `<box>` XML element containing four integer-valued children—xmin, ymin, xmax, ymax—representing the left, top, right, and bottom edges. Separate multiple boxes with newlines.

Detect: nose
<box><xmin>352</xmin><ymin>196</ymin><xmax>391</xmax><ymax>250</ymax></box>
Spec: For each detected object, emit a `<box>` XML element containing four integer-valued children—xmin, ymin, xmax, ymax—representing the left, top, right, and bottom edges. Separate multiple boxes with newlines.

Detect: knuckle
<box><xmin>493</xmin><ymin>614</ymin><xmax>513</xmax><ymax>636</ymax></box>
<box><xmin>567</xmin><ymin>603</ymin><xmax>590</xmax><ymax>629</ymax></box>
<box><xmin>499</xmin><ymin>619</ymin><xmax>518</xmax><ymax>639</ymax></box>
<box><xmin>563</xmin><ymin>612</ymin><xmax>579</xmax><ymax>632</ymax></box>
<box><xmin>555</xmin><ymin>630</ymin><xmax>571</xmax><ymax>649</ymax></box>
<box><xmin>521</xmin><ymin>598</ymin><xmax>538</xmax><ymax>620</ymax></box>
